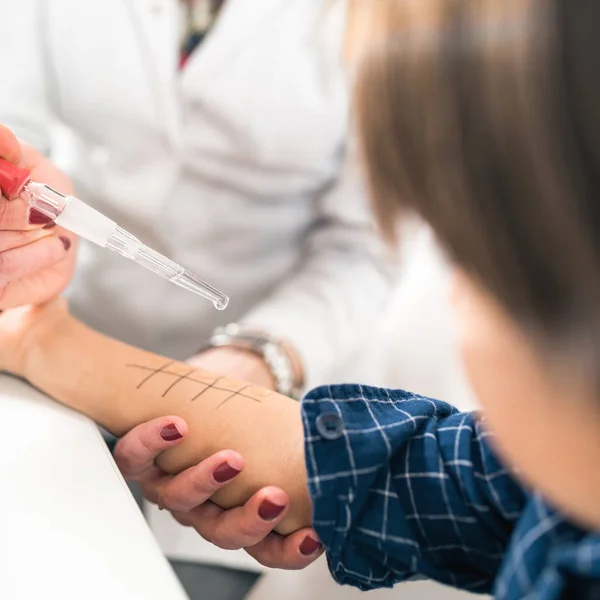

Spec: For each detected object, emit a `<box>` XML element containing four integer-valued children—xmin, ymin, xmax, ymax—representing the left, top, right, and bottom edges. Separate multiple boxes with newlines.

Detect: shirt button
<box><xmin>316</xmin><ymin>412</ymin><xmax>344</xmax><ymax>440</ymax></box>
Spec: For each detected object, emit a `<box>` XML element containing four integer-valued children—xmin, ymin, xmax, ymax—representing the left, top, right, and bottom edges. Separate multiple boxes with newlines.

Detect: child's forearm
<box><xmin>23</xmin><ymin>314</ymin><xmax>312</xmax><ymax>534</ymax></box>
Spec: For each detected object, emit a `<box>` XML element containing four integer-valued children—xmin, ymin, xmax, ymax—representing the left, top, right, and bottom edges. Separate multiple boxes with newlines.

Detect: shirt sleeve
<box><xmin>302</xmin><ymin>384</ymin><xmax>527</xmax><ymax>593</ymax></box>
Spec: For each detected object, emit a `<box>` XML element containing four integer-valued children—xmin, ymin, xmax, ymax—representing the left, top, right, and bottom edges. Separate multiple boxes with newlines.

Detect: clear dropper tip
<box><xmin>170</xmin><ymin>268</ymin><xmax>229</xmax><ymax>310</ymax></box>
<box><xmin>214</xmin><ymin>297</ymin><xmax>229</xmax><ymax>311</ymax></box>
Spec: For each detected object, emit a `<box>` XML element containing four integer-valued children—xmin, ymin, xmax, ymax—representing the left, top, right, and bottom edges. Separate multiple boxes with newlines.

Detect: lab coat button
<box><xmin>316</xmin><ymin>412</ymin><xmax>344</xmax><ymax>440</ymax></box>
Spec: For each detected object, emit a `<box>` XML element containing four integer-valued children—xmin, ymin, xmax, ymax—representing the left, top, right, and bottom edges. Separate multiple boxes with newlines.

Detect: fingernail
<box><xmin>28</xmin><ymin>208</ymin><xmax>53</xmax><ymax>225</ymax></box>
<box><xmin>213</xmin><ymin>462</ymin><xmax>241</xmax><ymax>483</ymax></box>
<box><xmin>59</xmin><ymin>236</ymin><xmax>71</xmax><ymax>251</ymax></box>
<box><xmin>258</xmin><ymin>499</ymin><xmax>286</xmax><ymax>522</ymax></box>
<box><xmin>43</xmin><ymin>221</ymin><xmax>56</xmax><ymax>229</ymax></box>
<box><xmin>299</xmin><ymin>536</ymin><xmax>322</xmax><ymax>556</ymax></box>
<box><xmin>160</xmin><ymin>424</ymin><xmax>183</xmax><ymax>441</ymax></box>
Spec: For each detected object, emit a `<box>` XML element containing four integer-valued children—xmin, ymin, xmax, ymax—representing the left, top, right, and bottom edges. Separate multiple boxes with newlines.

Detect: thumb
<box><xmin>0</xmin><ymin>124</ymin><xmax>22</xmax><ymax>164</ymax></box>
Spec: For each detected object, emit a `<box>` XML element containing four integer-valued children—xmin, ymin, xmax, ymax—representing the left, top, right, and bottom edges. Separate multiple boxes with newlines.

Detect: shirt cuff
<box><xmin>301</xmin><ymin>384</ymin><xmax>421</xmax><ymax>590</ymax></box>
<box><xmin>302</xmin><ymin>385</ymin><xmax>355</xmax><ymax>555</ymax></box>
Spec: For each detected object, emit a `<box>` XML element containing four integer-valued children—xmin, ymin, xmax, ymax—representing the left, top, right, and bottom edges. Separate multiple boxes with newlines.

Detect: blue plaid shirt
<box><xmin>302</xmin><ymin>385</ymin><xmax>600</xmax><ymax>599</ymax></box>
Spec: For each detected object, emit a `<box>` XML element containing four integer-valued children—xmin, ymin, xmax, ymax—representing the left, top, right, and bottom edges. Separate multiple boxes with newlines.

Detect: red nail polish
<box><xmin>299</xmin><ymin>536</ymin><xmax>322</xmax><ymax>556</ymax></box>
<box><xmin>258</xmin><ymin>500</ymin><xmax>285</xmax><ymax>522</ymax></box>
<box><xmin>59</xmin><ymin>236</ymin><xmax>71</xmax><ymax>251</ymax></box>
<box><xmin>160</xmin><ymin>424</ymin><xmax>183</xmax><ymax>441</ymax></box>
<box><xmin>29</xmin><ymin>208</ymin><xmax>53</xmax><ymax>225</ymax></box>
<box><xmin>43</xmin><ymin>221</ymin><xmax>56</xmax><ymax>229</ymax></box>
<box><xmin>213</xmin><ymin>462</ymin><xmax>241</xmax><ymax>483</ymax></box>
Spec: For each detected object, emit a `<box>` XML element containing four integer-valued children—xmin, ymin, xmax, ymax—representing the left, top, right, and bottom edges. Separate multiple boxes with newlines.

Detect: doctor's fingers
<box><xmin>152</xmin><ymin>450</ymin><xmax>245</xmax><ymax>513</ymax></box>
<box><xmin>0</xmin><ymin>234</ymin><xmax>72</xmax><ymax>288</ymax></box>
<box><xmin>171</xmin><ymin>486</ymin><xmax>291</xmax><ymax>551</ymax></box>
<box><xmin>0</xmin><ymin>125</ymin><xmax>22</xmax><ymax>165</ymax></box>
<box><xmin>0</xmin><ymin>229</ymin><xmax>57</xmax><ymax>253</ymax></box>
<box><xmin>0</xmin><ymin>194</ymin><xmax>56</xmax><ymax>230</ymax></box>
<box><xmin>114</xmin><ymin>416</ymin><xmax>189</xmax><ymax>482</ymax></box>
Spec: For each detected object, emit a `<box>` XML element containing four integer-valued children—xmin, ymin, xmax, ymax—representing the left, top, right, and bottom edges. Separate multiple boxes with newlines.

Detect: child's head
<box><xmin>350</xmin><ymin>0</ymin><xmax>600</xmax><ymax>530</ymax></box>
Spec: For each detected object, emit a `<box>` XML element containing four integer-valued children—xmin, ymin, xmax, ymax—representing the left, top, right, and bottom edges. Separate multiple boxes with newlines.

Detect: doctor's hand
<box><xmin>0</xmin><ymin>125</ymin><xmax>77</xmax><ymax>308</ymax></box>
<box><xmin>114</xmin><ymin>417</ymin><xmax>323</xmax><ymax>570</ymax></box>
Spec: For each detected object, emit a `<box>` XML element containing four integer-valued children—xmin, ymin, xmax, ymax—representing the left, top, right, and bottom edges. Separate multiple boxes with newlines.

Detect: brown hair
<box><xmin>352</xmin><ymin>0</ymin><xmax>600</xmax><ymax>369</ymax></box>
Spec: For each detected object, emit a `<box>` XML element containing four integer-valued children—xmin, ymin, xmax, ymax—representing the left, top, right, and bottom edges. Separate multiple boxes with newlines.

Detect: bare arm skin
<box><xmin>7</xmin><ymin>300</ymin><xmax>311</xmax><ymax>535</ymax></box>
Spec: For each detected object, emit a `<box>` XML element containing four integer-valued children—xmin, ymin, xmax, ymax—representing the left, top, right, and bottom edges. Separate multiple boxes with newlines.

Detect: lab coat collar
<box><xmin>129</xmin><ymin>0</ymin><xmax>288</xmax><ymax>70</ymax></box>
<box><xmin>127</xmin><ymin>0</ymin><xmax>287</xmax><ymax>148</ymax></box>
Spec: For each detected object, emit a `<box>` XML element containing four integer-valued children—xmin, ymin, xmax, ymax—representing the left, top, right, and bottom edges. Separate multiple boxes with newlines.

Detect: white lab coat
<box><xmin>0</xmin><ymin>0</ymin><xmax>391</xmax><ymax>573</ymax></box>
<box><xmin>0</xmin><ymin>0</ymin><xmax>390</xmax><ymax>385</ymax></box>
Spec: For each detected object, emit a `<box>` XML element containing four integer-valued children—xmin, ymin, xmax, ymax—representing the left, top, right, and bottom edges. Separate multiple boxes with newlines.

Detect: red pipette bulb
<box><xmin>0</xmin><ymin>158</ymin><xmax>31</xmax><ymax>200</ymax></box>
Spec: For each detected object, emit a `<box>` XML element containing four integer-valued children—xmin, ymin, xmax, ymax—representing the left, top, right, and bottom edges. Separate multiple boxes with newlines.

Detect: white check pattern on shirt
<box><xmin>301</xmin><ymin>383</ymin><xmax>600</xmax><ymax>598</ymax></box>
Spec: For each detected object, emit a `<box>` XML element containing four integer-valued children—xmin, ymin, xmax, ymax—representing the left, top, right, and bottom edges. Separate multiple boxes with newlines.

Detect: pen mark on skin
<box><xmin>127</xmin><ymin>363</ymin><xmax>214</xmax><ymax>386</ymax></box>
<box><xmin>216</xmin><ymin>385</ymin><xmax>253</xmax><ymax>410</ymax></box>
<box><xmin>126</xmin><ymin>364</ymin><xmax>269</xmax><ymax>408</ymax></box>
<box><xmin>162</xmin><ymin>368</ymin><xmax>196</xmax><ymax>397</ymax></box>
<box><xmin>189</xmin><ymin>376</ymin><xmax>224</xmax><ymax>402</ymax></box>
<box><xmin>129</xmin><ymin>365</ymin><xmax>263</xmax><ymax>400</ymax></box>
<box><xmin>129</xmin><ymin>361</ymin><xmax>176</xmax><ymax>390</ymax></box>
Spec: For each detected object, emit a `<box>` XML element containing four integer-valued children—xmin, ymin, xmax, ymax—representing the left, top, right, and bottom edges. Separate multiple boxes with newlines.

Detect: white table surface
<box><xmin>0</xmin><ymin>375</ymin><xmax>188</xmax><ymax>600</ymax></box>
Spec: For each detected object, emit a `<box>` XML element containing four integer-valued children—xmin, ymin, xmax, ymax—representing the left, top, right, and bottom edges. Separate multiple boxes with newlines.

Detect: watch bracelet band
<box><xmin>207</xmin><ymin>324</ymin><xmax>304</xmax><ymax>400</ymax></box>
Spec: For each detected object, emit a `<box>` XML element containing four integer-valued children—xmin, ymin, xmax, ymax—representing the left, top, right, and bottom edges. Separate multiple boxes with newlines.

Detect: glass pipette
<box><xmin>0</xmin><ymin>159</ymin><xmax>229</xmax><ymax>310</ymax></box>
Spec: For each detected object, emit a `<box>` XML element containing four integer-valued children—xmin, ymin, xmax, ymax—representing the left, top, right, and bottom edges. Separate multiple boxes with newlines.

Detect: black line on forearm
<box><xmin>162</xmin><ymin>368</ymin><xmax>196</xmax><ymax>397</ymax></box>
<box><xmin>216</xmin><ymin>384</ymin><xmax>252</xmax><ymax>410</ymax></box>
<box><xmin>128</xmin><ymin>361</ymin><xmax>175</xmax><ymax>390</ymax></box>
<box><xmin>189</xmin><ymin>376</ymin><xmax>224</xmax><ymax>402</ymax></box>
<box><xmin>126</xmin><ymin>364</ymin><xmax>266</xmax><ymax>406</ymax></box>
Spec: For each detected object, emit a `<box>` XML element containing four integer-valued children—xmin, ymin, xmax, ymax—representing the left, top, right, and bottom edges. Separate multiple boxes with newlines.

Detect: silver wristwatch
<box><xmin>209</xmin><ymin>324</ymin><xmax>303</xmax><ymax>400</ymax></box>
